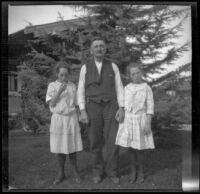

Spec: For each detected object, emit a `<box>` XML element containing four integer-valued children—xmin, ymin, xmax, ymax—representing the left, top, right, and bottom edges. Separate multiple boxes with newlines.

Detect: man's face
<box><xmin>90</xmin><ymin>40</ymin><xmax>106</xmax><ymax>58</ymax></box>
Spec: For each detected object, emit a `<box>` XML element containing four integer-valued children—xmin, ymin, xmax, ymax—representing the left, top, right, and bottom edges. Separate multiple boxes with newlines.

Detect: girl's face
<box><xmin>129</xmin><ymin>67</ymin><xmax>143</xmax><ymax>83</ymax></box>
<box><xmin>57</xmin><ymin>68</ymin><xmax>68</xmax><ymax>83</ymax></box>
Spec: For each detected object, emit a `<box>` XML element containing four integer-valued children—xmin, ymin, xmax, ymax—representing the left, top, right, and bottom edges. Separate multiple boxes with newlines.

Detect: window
<box><xmin>166</xmin><ymin>90</ymin><xmax>176</xmax><ymax>96</ymax></box>
<box><xmin>8</xmin><ymin>73</ymin><xmax>18</xmax><ymax>92</ymax></box>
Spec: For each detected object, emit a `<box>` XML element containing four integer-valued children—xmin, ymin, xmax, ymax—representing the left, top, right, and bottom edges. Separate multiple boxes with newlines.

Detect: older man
<box><xmin>77</xmin><ymin>37</ymin><xmax>124</xmax><ymax>184</ymax></box>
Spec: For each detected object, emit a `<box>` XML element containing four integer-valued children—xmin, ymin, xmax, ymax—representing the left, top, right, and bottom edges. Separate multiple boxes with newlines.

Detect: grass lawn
<box><xmin>8</xmin><ymin>129</ymin><xmax>183</xmax><ymax>191</ymax></box>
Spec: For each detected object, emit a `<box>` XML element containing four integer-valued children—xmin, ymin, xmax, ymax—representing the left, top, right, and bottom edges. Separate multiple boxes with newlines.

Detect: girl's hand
<box><xmin>58</xmin><ymin>83</ymin><xmax>67</xmax><ymax>93</ymax></box>
<box><xmin>143</xmin><ymin>122</ymin><xmax>151</xmax><ymax>136</ymax></box>
<box><xmin>143</xmin><ymin>114</ymin><xmax>152</xmax><ymax>135</ymax></box>
<box><xmin>50</xmin><ymin>83</ymin><xmax>67</xmax><ymax>107</ymax></box>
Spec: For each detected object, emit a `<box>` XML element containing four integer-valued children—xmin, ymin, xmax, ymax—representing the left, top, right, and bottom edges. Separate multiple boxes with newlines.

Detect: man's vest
<box><xmin>85</xmin><ymin>59</ymin><xmax>117</xmax><ymax>102</ymax></box>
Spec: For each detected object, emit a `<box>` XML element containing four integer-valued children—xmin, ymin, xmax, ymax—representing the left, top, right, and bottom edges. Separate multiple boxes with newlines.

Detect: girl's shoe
<box><xmin>53</xmin><ymin>174</ymin><xmax>66</xmax><ymax>185</ymax></box>
<box><xmin>136</xmin><ymin>170</ymin><xmax>144</xmax><ymax>183</ymax></box>
<box><xmin>129</xmin><ymin>171</ymin><xmax>137</xmax><ymax>183</ymax></box>
<box><xmin>129</xmin><ymin>165</ymin><xmax>137</xmax><ymax>184</ymax></box>
<box><xmin>110</xmin><ymin>176</ymin><xmax>120</xmax><ymax>185</ymax></box>
<box><xmin>136</xmin><ymin>176</ymin><xmax>144</xmax><ymax>183</ymax></box>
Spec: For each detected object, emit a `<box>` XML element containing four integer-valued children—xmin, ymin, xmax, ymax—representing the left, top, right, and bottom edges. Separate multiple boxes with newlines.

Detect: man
<box><xmin>77</xmin><ymin>37</ymin><xmax>124</xmax><ymax>184</ymax></box>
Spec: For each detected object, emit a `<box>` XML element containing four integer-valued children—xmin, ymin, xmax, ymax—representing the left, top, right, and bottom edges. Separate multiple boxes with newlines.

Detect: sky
<box><xmin>8</xmin><ymin>5</ymin><xmax>86</xmax><ymax>34</ymax></box>
<box><xmin>8</xmin><ymin>4</ymin><xmax>191</xmax><ymax>78</ymax></box>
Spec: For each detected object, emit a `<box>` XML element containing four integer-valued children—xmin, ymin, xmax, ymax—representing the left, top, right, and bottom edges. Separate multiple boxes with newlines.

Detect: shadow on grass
<box><xmin>117</xmin><ymin>129</ymin><xmax>182</xmax><ymax>179</ymax></box>
<box><xmin>8</xmin><ymin>129</ymin><xmax>182</xmax><ymax>189</ymax></box>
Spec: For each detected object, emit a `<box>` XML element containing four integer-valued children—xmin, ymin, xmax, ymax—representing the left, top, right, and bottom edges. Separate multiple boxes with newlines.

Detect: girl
<box><xmin>46</xmin><ymin>62</ymin><xmax>83</xmax><ymax>185</ymax></box>
<box><xmin>115</xmin><ymin>63</ymin><xmax>155</xmax><ymax>183</ymax></box>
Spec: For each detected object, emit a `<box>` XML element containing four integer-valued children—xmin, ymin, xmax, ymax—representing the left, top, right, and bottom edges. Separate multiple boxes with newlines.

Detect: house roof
<box><xmin>8</xmin><ymin>17</ymin><xmax>94</xmax><ymax>64</ymax></box>
<box><xmin>8</xmin><ymin>30</ymin><xmax>34</xmax><ymax>62</ymax></box>
<box><xmin>24</xmin><ymin>17</ymin><xmax>95</xmax><ymax>37</ymax></box>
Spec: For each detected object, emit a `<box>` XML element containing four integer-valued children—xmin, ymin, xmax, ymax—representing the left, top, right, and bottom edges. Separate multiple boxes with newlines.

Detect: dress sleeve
<box><xmin>146</xmin><ymin>85</ymin><xmax>154</xmax><ymax>115</ymax></box>
<box><xmin>124</xmin><ymin>86</ymin><xmax>133</xmax><ymax>112</ymax></box>
<box><xmin>46</xmin><ymin>83</ymin><xmax>55</xmax><ymax>103</ymax></box>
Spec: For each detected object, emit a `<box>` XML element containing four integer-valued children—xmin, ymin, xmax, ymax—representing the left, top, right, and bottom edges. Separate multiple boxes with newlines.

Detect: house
<box><xmin>8</xmin><ymin>17</ymin><xmax>92</xmax><ymax>115</ymax></box>
<box><xmin>164</xmin><ymin>79</ymin><xmax>191</xmax><ymax>99</ymax></box>
<box><xmin>8</xmin><ymin>30</ymin><xmax>34</xmax><ymax>115</ymax></box>
<box><xmin>175</xmin><ymin>80</ymin><xmax>191</xmax><ymax>99</ymax></box>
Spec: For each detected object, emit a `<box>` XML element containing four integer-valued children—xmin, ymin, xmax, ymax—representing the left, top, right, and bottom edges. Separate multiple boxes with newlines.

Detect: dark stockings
<box><xmin>53</xmin><ymin>154</ymin><xmax>66</xmax><ymax>184</ymax></box>
<box><xmin>69</xmin><ymin>152</ymin><xmax>82</xmax><ymax>183</ymax></box>
<box><xmin>136</xmin><ymin>150</ymin><xmax>144</xmax><ymax>182</ymax></box>
<box><xmin>129</xmin><ymin>148</ymin><xmax>144</xmax><ymax>183</ymax></box>
<box><xmin>54</xmin><ymin>153</ymin><xmax>82</xmax><ymax>184</ymax></box>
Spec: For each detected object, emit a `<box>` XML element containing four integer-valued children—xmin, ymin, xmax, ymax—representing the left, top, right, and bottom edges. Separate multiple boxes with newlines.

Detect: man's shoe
<box><xmin>110</xmin><ymin>176</ymin><xmax>120</xmax><ymax>185</ymax></box>
<box><xmin>92</xmin><ymin>176</ymin><xmax>102</xmax><ymax>184</ymax></box>
<box><xmin>74</xmin><ymin>172</ymin><xmax>83</xmax><ymax>184</ymax></box>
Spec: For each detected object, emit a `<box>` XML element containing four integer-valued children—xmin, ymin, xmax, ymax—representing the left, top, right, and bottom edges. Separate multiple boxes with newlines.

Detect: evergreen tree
<box><xmin>18</xmin><ymin>4</ymin><xmax>191</xmax><ymax>132</ymax></box>
<box><xmin>71</xmin><ymin>5</ymin><xmax>191</xmax><ymax>83</ymax></box>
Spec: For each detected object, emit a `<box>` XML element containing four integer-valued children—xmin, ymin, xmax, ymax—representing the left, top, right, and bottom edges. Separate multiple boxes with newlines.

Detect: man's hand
<box><xmin>115</xmin><ymin>107</ymin><xmax>125</xmax><ymax>123</ymax></box>
<box><xmin>79</xmin><ymin>109</ymin><xmax>89</xmax><ymax>124</ymax></box>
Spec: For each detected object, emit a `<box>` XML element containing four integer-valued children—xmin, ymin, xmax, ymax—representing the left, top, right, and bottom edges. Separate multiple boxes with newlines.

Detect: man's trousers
<box><xmin>86</xmin><ymin>99</ymin><xmax>119</xmax><ymax>177</ymax></box>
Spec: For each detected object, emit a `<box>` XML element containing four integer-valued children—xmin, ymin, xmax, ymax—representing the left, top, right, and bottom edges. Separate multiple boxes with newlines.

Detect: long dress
<box><xmin>115</xmin><ymin>82</ymin><xmax>155</xmax><ymax>150</ymax></box>
<box><xmin>46</xmin><ymin>80</ymin><xmax>83</xmax><ymax>154</ymax></box>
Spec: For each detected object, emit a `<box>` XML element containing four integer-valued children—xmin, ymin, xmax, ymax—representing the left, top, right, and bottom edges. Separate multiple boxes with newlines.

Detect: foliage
<box><xmin>152</xmin><ymin>87</ymin><xmax>191</xmax><ymax>135</ymax></box>
<box><xmin>8</xmin><ymin>113</ymin><xmax>23</xmax><ymax>131</ymax></box>
<box><xmin>71</xmin><ymin>5</ymin><xmax>191</xmax><ymax>79</ymax></box>
<box><xmin>17</xmin><ymin>5</ymin><xmax>191</xmax><ymax>132</ymax></box>
<box><xmin>18</xmin><ymin>51</ymin><xmax>55</xmax><ymax>132</ymax></box>
<box><xmin>150</xmin><ymin>62</ymin><xmax>191</xmax><ymax>87</ymax></box>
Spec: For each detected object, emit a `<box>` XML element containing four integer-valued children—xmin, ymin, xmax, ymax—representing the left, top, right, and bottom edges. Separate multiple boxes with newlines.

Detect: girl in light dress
<box><xmin>46</xmin><ymin>62</ymin><xmax>83</xmax><ymax>185</ymax></box>
<box><xmin>115</xmin><ymin>63</ymin><xmax>155</xmax><ymax>183</ymax></box>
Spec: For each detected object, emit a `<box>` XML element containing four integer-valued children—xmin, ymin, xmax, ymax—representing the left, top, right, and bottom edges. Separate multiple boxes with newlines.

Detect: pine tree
<box><xmin>70</xmin><ymin>5</ymin><xmax>191</xmax><ymax>83</ymax></box>
<box><xmin>18</xmin><ymin>5</ymin><xmax>191</xmax><ymax>132</ymax></box>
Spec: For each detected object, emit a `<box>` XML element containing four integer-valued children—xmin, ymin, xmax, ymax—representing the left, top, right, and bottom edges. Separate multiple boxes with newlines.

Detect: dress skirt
<box><xmin>50</xmin><ymin>111</ymin><xmax>83</xmax><ymax>154</ymax></box>
<box><xmin>115</xmin><ymin>112</ymin><xmax>155</xmax><ymax>150</ymax></box>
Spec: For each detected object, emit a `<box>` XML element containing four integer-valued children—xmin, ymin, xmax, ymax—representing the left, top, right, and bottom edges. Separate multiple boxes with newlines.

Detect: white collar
<box><xmin>94</xmin><ymin>60</ymin><xmax>103</xmax><ymax>65</ymax></box>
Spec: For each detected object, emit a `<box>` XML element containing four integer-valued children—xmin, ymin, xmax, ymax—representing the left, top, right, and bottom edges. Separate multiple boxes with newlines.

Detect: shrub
<box><xmin>8</xmin><ymin>113</ymin><xmax>23</xmax><ymax>130</ymax></box>
<box><xmin>152</xmin><ymin>95</ymin><xmax>191</xmax><ymax>136</ymax></box>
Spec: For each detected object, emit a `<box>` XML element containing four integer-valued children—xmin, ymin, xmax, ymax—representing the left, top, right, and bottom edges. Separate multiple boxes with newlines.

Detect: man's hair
<box><xmin>90</xmin><ymin>36</ymin><xmax>107</xmax><ymax>45</ymax></box>
<box><xmin>55</xmin><ymin>61</ymin><xmax>70</xmax><ymax>74</ymax></box>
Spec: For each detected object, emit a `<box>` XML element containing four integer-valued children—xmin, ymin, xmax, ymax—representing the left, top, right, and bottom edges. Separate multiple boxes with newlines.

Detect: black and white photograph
<box><xmin>3</xmin><ymin>1</ymin><xmax>199</xmax><ymax>192</ymax></box>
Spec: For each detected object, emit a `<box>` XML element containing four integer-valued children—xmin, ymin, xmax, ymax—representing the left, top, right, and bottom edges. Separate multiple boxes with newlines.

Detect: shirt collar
<box><xmin>94</xmin><ymin>60</ymin><xmax>103</xmax><ymax>66</ymax></box>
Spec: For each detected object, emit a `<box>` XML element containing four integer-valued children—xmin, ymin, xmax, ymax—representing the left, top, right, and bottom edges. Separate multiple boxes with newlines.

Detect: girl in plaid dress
<box><xmin>46</xmin><ymin>62</ymin><xmax>83</xmax><ymax>185</ymax></box>
<box><xmin>115</xmin><ymin>63</ymin><xmax>155</xmax><ymax>183</ymax></box>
